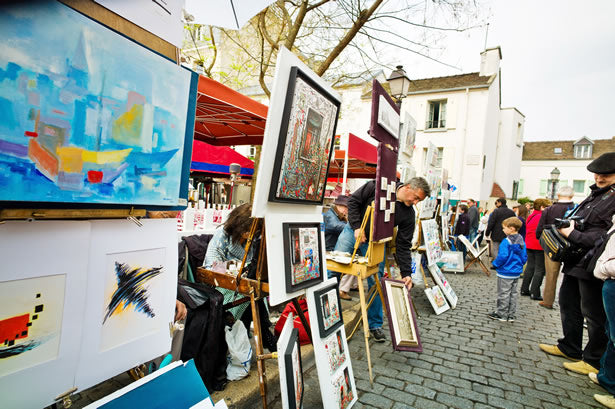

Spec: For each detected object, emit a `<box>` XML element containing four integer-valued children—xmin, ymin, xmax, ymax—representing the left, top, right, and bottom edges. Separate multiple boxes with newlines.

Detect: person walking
<box><xmin>486</xmin><ymin>198</ymin><xmax>516</xmax><ymax>260</ymax></box>
<box><xmin>535</xmin><ymin>186</ymin><xmax>576</xmax><ymax>309</ymax></box>
<box><xmin>520</xmin><ymin>198</ymin><xmax>550</xmax><ymax>300</ymax></box>
<box><xmin>467</xmin><ymin>199</ymin><xmax>479</xmax><ymax>242</ymax></box>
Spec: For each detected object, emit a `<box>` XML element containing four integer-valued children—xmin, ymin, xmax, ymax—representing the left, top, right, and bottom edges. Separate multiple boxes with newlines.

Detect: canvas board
<box><xmin>424</xmin><ymin>286</ymin><xmax>450</xmax><ymax>315</ymax></box>
<box><xmin>76</xmin><ymin>218</ymin><xmax>177</xmax><ymax>390</ymax></box>
<box><xmin>0</xmin><ymin>2</ymin><xmax>197</xmax><ymax>207</ymax></box>
<box><xmin>439</xmin><ymin>251</ymin><xmax>464</xmax><ymax>273</ymax></box>
<box><xmin>252</xmin><ymin>47</ymin><xmax>340</xmax><ymax>217</ymax></box>
<box><xmin>422</xmin><ymin>219</ymin><xmax>442</xmax><ymax>265</ymax></box>
<box><xmin>306</xmin><ymin>279</ymin><xmax>357</xmax><ymax>409</ymax></box>
<box><xmin>0</xmin><ymin>221</ymin><xmax>90</xmax><ymax>409</ymax></box>
<box><xmin>266</xmin><ymin>212</ymin><xmax>326</xmax><ymax>306</ymax></box>
<box><xmin>428</xmin><ymin>265</ymin><xmax>458</xmax><ymax>308</ymax></box>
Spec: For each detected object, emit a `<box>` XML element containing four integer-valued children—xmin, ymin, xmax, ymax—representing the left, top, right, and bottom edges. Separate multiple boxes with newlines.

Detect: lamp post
<box><xmin>549</xmin><ymin>167</ymin><xmax>560</xmax><ymax>200</ymax></box>
<box><xmin>386</xmin><ymin>65</ymin><xmax>411</xmax><ymax>108</ymax></box>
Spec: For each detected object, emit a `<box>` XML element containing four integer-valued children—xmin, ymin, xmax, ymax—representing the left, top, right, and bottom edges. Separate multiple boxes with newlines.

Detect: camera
<box><xmin>554</xmin><ymin>216</ymin><xmax>585</xmax><ymax>231</ymax></box>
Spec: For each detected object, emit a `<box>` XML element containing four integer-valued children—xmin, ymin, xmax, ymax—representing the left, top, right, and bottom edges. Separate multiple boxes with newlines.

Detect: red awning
<box><xmin>327</xmin><ymin>133</ymin><xmax>378</xmax><ymax>180</ymax></box>
<box><xmin>193</xmin><ymin>76</ymin><xmax>268</xmax><ymax>146</ymax></box>
<box><xmin>191</xmin><ymin>139</ymin><xmax>254</xmax><ymax>177</ymax></box>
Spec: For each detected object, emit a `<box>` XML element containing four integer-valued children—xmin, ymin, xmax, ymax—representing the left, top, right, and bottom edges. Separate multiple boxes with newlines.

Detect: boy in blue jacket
<box><xmin>488</xmin><ymin>217</ymin><xmax>527</xmax><ymax>322</ymax></box>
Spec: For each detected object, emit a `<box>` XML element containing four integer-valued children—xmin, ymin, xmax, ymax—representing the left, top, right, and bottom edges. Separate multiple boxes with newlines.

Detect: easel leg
<box><xmin>374</xmin><ymin>274</ymin><xmax>387</xmax><ymax>317</ymax></box>
<box><xmin>250</xmin><ymin>292</ymin><xmax>268</xmax><ymax>409</ymax></box>
<box><xmin>356</xmin><ymin>277</ymin><xmax>374</xmax><ymax>385</ymax></box>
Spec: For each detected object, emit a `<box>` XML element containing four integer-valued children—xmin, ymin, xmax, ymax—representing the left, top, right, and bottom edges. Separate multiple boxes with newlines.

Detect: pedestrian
<box><xmin>539</xmin><ymin>151</ymin><xmax>615</xmax><ymax>377</ymax></box>
<box><xmin>520</xmin><ymin>198</ymin><xmax>550</xmax><ymax>300</ymax></box>
<box><xmin>454</xmin><ymin>204</ymin><xmax>470</xmax><ymax>262</ymax></box>
<box><xmin>488</xmin><ymin>217</ymin><xmax>527</xmax><ymax>322</ymax></box>
<box><xmin>591</xmin><ymin>214</ymin><xmax>615</xmax><ymax>409</ymax></box>
<box><xmin>333</xmin><ymin>177</ymin><xmax>430</xmax><ymax>342</ymax></box>
<box><xmin>536</xmin><ymin>185</ymin><xmax>576</xmax><ymax>309</ymax></box>
<box><xmin>513</xmin><ymin>204</ymin><xmax>528</xmax><ymax>238</ymax></box>
<box><xmin>486</xmin><ymin>198</ymin><xmax>516</xmax><ymax>260</ymax></box>
<box><xmin>467</xmin><ymin>199</ymin><xmax>480</xmax><ymax>242</ymax></box>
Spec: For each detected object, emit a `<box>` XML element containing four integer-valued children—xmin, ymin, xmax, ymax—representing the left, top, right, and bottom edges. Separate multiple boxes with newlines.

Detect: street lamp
<box><xmin>386</xmin><ymin>65</ymin><xmax>411</xmax><ymax>107</ymax></box>
<box><xmin>549</xmin><ymin>167</ymin><xmax>560</xmax><ymax>200</ymax></box>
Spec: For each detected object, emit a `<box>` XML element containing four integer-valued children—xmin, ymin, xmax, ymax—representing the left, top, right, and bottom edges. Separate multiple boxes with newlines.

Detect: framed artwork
<box><xmin>441</xmin><ymin>214</ymin><xmax>450</xmax><ymax>245</ymax></box>
<box><xmin>424</xmin><ymin>286</ymin><xmax>450</xmax><ymax>315</ymax></box>
<box><xmin>283</xmin><ymin>223</ymin><xmax>324</xmax><ymax>293</ymax></box>
<box><xmin>381</xmin><ymin>278</ymin><xmax>422</xmax><ymax>352</ymax></box>
<box><xmin>440</xmin><ymin>189</ymin><xmax>451</xmax><ymax>216</ymax></box>
<box><xmin>324</xmin><ymin>329</ymin><xmax>347</xmax><ymax>374</ymax></box>
<box><xmin>0</xmin><ymin>2</ymin><xmax>197</xmax><ymax>207</ymax></box>
<box><xmin>422</xmin><ymin>219</ymin><xmax>442</xmax><ymax>265</ymax></box>
<box><xmin>284</xmin><ymin>328</ymin><xmax>304</xmax><ymax>409</ymax></box>
<box><xmin>333</xmin><ymin>366</ymin><xmax>355</xmax><ymax>409</ymax></box>
<box><xmin>419</xmin><ymin>196</ymin><xmax>437</xmax><ymax>219</ymax></box>
<box><xmin>428</xmin><ymin>264</ymin><xmax>458</xmax><ymax>309</ymax></box>
<box><xmin>439</xmin><ymin>251</ymin><xmax>464</xmax><ymax>273</ymax></box>
<box><xmin>373</xmin><ymin>143</ymin><xmax>398</xmax><ymax>241</ymax></box>
<box><xmin>369</xmin><ymin>80</ymin><xmax>400</xmax><ymax>148</ymax></box>
<box><xmin>313</xmin><ymin>282</ymin><xmax>343</xmax><ymax>338</ymax></box>
<box><xmin>269</xmin><ymin>66</ymin><xmax>340</xmax><ymax>204</ymax></box>
<box><xmin>399</xmin><ymin>112</ymin><xmax>416</xmax><ymax>157</ymax></box>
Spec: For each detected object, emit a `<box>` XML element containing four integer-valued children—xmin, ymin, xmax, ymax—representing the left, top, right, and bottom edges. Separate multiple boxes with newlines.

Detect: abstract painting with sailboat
<box><xmin>0</xmin><ymin>2</ymin><xmax>196</xmax><ymax>206</ymax></box>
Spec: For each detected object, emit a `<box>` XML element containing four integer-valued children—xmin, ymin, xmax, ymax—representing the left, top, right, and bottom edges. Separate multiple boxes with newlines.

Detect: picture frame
<box><xmin>422</xmin><ymin>219</ymin><xmax>442</xmax><ymax>266</ymax></box>
<box><xmin>283</xmin><ymin>222</ymin><xmax>324</xmax><ymax>293</ymax></box>
<box><xmin>373</xmin><ymin>143</ymin><xmax>398</xmax><ymax>241</ymax></box>
<box><xmin>424</xmin><ymin>285</ymin><xmax>450</xmax><ymax>315</ymax></box>
<box><xmin>324</xmin><ymin>329</ymin><xmax>347</xmax><ymax>374</ymax></box>
<box><xmin>369</xmin><ymin>80</ymin><xmax>400</xmax><ymax>148</ymax></box>
<box><xmin>268</xmin><ymin>66</ymin><xmax>340</xmax><ymax>205</ymax></box>
<box><xmin>313</xmin><ymin>282</ymin><xmax>344</xmax><ymax>338</ymax></box>
<box><xmin>381</xmin><ymin>278</ymin><xmax>422</xmax><ymax>352</ymax></box>
<box><xmin>333</xmin><ymin>366</ymin><xmax>355</xmax><ymax>409</ymax></box>
<box><xmin>439</xmin><ymin>251</ymin><xmax>464</xmax><ymax>273</ymax></box>
<box><xmin>428</xmin><ymin>264</ymin><xmax>458</xmax><ymax>309</ymax></box>
<box><xmin>284</xmin><ymin>328</ymin><xmax>304</xmax><ymax>409</ymax></box>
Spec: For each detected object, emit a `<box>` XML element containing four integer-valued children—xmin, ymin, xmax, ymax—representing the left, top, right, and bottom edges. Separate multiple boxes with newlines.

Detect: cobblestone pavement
<box><xmin>273</xmin><ymin>263</ymin><xmax>605</xmax><ymax>409</ymax></box>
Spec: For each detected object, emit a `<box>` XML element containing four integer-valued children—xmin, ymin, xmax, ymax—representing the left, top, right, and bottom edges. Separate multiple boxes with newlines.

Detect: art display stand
<box><xmin>195</xmin><ymin>218</ymin><xmax>311</xmax><ymax>409</ymax></box>
<box><xmin>0</xmin><ymin>208</ymin><xmax>147</xmax><ymax>221</ymax></box>
<box><xmin>326</xmin><ymin>205</ymin><xmax>387</xmax><ymax>385</ymax></box>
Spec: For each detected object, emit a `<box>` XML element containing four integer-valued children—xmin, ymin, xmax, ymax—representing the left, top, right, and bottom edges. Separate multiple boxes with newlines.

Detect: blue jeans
<box><xmin>469</xmin><ymin>228</ymin><xmax>478</xmax><ymax>243</ymax></box>
<box><xmin>333</xmin><ymin>224</ymin><xmax>384</xmax><ymax>330</ymax></box>
<box><xmin>598</xmin><ymin>279</ymin><xmax>615</xmax><ymax>395</ymax></box>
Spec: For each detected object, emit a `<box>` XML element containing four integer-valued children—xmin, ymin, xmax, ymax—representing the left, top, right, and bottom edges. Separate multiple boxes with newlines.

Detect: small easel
<box><xmin>327</xmin><ymin>204</ymin><xmax>387</xmax><ymax>385</ymax></box>
<box><xmin>196</xmin><ymin>218</ymin><xmax>311</xmax><ymax>409</ymax></box>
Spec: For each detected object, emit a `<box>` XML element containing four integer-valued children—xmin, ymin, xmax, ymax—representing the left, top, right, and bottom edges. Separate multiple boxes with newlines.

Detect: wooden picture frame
<box><xmin>369</xmin><ymin>80</ymin><xmax>400</xmax><ymax>148</ymax></box>
<box><xmin>283</xmin><ymin>222</ymin><xmax>324</xmax><ymax>293</ymax></box>
<box><xmin>284</xmin><ymin>328</ymin><xmax>304</xmax><ymax>409</ymax></box>
<box><xmin>269</xmin><ymin>66</ymin><xmax>340</xmax><ymax>205</ymax></box>
<box><xmin>313</xmin><ymin>282</ymin><xmax>344</xmax><ymax>338</ymax></box>
<box><xmin>381</xmin><ymin>278</ymin><xmax>422</xmax><ymax>352</ymax></box>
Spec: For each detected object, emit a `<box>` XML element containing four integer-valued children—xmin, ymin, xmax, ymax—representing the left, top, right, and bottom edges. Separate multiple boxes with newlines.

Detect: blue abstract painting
<box><xmin>0</xmin><ymin>2</ymin><xmax>196</xmax><ymax>206</ymax></box>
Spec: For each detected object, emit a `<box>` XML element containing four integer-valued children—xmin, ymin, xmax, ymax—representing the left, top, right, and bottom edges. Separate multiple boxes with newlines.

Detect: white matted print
<box><xmin>0</xmin><ymin>221</ymin><xmax>90</xmax><ymax>409</ymax></box>
<box><xmin>324</xmin><ymin>330</ymin><xmax>346</xmax><ymax>374</ymax></box>
<box><xmin>428</xmin><ymin>265</ymin><xmax>458</xmax><ymax>309</ymax></box>
<box><xmin>76</xmin><ymin>219</ymin><xmax>177</xmax><ymax>391</ymax></box>
<box><xmin>424</xmin><ymin>286</ymin><xmax>450</xmax><ymax>315</ymax></box>
<box><xmin>422</xmin><ymin>219</ymin><xmax>442</xmax><ymax>265</ymax></box>
<box><xmin>333</xmin><ymin>366</ymin><xmax>355</xmax><ymax>409</ymax></box>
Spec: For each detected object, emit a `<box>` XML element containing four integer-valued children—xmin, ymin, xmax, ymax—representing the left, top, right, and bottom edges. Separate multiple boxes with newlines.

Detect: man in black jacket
<box><xmin>539</xmin><ymin>152</ymin><xmax>615</xmax><ymax>376</ymax></box>
<box><xmin>486</xmin><ymin>198</ymin><xmax>516</xmax><ymax>259</ymax></box>
<box><xmin>333</xmin><ymin>177</ymin><xmax>430</xmax><ymax>342</ymax></box>
<box><xmin>467</xmin><ymin>199</ymin><xmax>480</xmax><ymax>241</ymax></box>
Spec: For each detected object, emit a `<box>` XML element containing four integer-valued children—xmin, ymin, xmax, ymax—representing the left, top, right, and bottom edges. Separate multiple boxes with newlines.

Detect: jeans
<box><xmin>557</xmin><ymin>274</ymin><xmax>607</xmax><ymax>368</ymax></box>
<box><xmin>496</xmin><ymin>277</ymin><xmax>519</xmax><ymax>319</ymax></box>
<box><xmin>469</xmin><ymin>228</ymin><xmax>478</xmax><ymax>243</ymax></box>
<box><xmin>598</xmin><ymin>280</ymin><xmax>615</xmax><ymax>395</ymax></box>
<box><xmin>521</xmin><ymin>249</ymin><xmax>545</xmax><ymax>297</ymax></box>
<box><xmin>333</xmin><ymin>224</ymin><xmax>383</xmax><ymax>330</ymax></box>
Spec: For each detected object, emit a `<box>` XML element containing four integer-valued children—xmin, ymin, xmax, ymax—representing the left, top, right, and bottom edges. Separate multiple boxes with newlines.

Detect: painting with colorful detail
<box><xmin>283</xmin><ymin>222</ymin><xmax>324</xmax><ymax>292</ymax></box>
<box><xmin>269</xmin><ymin>67</ymin><xmax>340</xmax><ymax>204</ymax></box>
<box><xmin>0</xmin><ymin>2</ymin><xmax>196</xmax><ymax>206</ymax></box>
<box><xmin>100</xmin><ymin>248</ymin><xmax>166</xmax><ymax>352</ymax></box>
<box><xmin>313</xmin><ymin>282</ymin><xmax>343</xmax><ymax>338</ymax></box>
<box><xmin>333</xmin><ymin>366</ymin><xmax>355</xmax><ymax>409</ymax></box>
<box><xmin>0</xmin><ymin>274</ymin><xmax>65</xmax><ymax>378</ymax></box>
<box><xmin>324</xmin><ymin>329</ymin><xmax>347</xmax><ymax>374</ymax></box>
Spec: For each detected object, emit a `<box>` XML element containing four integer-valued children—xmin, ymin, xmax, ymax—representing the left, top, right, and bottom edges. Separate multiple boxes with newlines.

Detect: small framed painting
<box><xmin>313</xmin><ymin>282</ymin><xmax>343</xmax><ymax>338</ymax></box>
<box><xmin>428</xmin><ymin>264</ymin><xmax>458</xmax><ymax>309</ymax></box>
<box><xmin>283</xmin><ymin>223</ymin><xmax>324</xmax><ymax>293</ymax></box>
<box><xmin>269</xmin><ymin>66</ymin><xmax>340</xmax><ymax>204</ymax></box>
<box><xmin>439</xmin><ymin>251</ymin><xmax>464</xmax><ymax>273</ymax></box>
<box><xmin>369</xmin><ymin>80</ymin><xmax>400</xmax><ymax>148</ymax></box>
<box><xmin>424</xmin><ymin>286</ymin><xmax>450</xmax><ymax>315</ymax></box>
<box><xmin>324</xmin><ymin>329</ymin><xmax>347</xmax><ymax>374</ymax></box>
<box><xmin>333</xmin><ymin>366</ymin><xmax>355</xmax><ymax>409</ymax></box>
<box><xmin>283</xmin><ymin>328</ymin><xmax>304</xmax><ymax>409</ymax></box>
<box><xmin>381</xmin><ymin>278</ymin><xmax>422</xmax><ymax>352</ymax></box>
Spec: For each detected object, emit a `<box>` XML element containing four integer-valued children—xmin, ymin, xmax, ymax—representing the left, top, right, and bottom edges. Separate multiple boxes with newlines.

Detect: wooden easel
<box><xmin>327</xmin><ymin>204</ymin><xmax>387</xmax><ymax>385</ymax></box>
<box><xmin>195</xmin><ymin>218</ymin><xmax>310</xmax><ymax>409</ymax></box>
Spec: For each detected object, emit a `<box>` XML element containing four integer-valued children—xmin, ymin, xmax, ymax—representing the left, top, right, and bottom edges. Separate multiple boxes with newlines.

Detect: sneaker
<box><xmin>564</xmin><ymin>360</ymin><xmax>599</xmax><ymax>375</ymax></box>
<box><xmin>508</xmin><ymin>316</ymin><xmax>516</xmax><ymax>322</ymax></box>
<box><xmin>594</xmin><ymin>394</ymin><xmax>615</xmax><ymax>409</ymax></box>
<box><xmin>589</xmin><ymin>372</ymin><xmax>601</xmax><ymax>386</ymax></box>
<box><xmin>538</xmin><ymin>344</ymin><xmax>580</xmax><ymax>361</ymax></box>
<box><xmin>487</xmin><ymin>312</ymin><xmax>507</xmax><ymax>322</ymax></box>
<box><xmin>370</xmin><ymin>328</ymin><xmax>386</xmax><ymax>343</ymax></box>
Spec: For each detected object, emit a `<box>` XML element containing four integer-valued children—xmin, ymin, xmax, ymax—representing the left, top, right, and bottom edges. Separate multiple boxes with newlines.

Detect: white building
<box><xmin>401</xmin><ymin>47</ymin><xmax>525</xmax><ymax>205</ymax></box>
<box><xmin>519</xmin><ymin>136</ymin><xmax>615</xmax><ymax>201</ymax></box>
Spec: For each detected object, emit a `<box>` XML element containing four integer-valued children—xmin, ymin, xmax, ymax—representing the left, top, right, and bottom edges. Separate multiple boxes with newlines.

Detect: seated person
<box><xmin>203</xmin><ymin>203</ymin><xmax>277</xmax><ymax>351</ymax></box>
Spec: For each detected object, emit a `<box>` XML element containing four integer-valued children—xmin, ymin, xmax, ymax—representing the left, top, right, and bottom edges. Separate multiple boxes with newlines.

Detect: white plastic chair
<box><xmin>457</xmin><ymin>234</ymin><xmax>490</xmax><ymax>276</ymax></box>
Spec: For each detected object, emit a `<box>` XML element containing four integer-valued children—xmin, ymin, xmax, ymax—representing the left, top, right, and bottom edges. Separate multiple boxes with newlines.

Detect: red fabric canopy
<box><xmin>191</xmin><ymin>139</ymin><xmax>254</xmax><ymax>177</ymax></box>
<box><xmin>327</xmin><ymin>133</ymin><xmax>378</xmax><ymax>180</ymax></box>
<box><xmin>193</xmin><ymin>76</ymin><xmax>268</xmax><ymax>146</ymax></box>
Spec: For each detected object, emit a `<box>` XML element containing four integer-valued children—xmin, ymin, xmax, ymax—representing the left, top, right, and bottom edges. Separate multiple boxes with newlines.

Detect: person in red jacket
<box><xmin>520</xmin><ymin>198</ymin><xmax>551</xmax><ymax>300</ymax></box>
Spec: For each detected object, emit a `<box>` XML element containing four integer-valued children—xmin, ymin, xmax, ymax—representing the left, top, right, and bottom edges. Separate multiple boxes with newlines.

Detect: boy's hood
<box><xmin>507</xmin><ymin>233</ymin><xmax>524</xmax><ymax>246</ymax></box>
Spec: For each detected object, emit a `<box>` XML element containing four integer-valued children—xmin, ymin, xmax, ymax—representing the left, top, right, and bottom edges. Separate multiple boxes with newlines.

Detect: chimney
<box><xmin>480</xmin><ymin>46</ymin><xmax>502</xmax><ymax>77</ymax></box>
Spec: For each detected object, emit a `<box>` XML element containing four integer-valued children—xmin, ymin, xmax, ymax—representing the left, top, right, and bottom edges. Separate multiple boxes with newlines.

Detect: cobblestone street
<box><xmin>276</xmin><ymin>264</ymin><xmax>605</xmax><ymax>409</ymax></box>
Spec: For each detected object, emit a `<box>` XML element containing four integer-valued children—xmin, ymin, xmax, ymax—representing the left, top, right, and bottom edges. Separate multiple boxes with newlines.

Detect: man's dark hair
<box><xmin>496</xmin><ymin>197</ymin><xmax>507</xmax><ymax>206</ymax></box>
<box><xmin>460</xmin><ymin>204</ymin><xmax>469</xmax><ymax>212</ymax></box>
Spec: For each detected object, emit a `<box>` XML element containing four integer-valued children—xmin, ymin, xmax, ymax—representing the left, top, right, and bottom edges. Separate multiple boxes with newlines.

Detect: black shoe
<box><xmin>530</xmin><ymin>295</ymin><xmax>543</xmax><ymax>301</ymax></box>
<box><xmin>487</xmin><ymin>312</ymin><xmax>507</xmax><ymax>322</ymax></box>
<box><xmin>262</xmin><ymin>327</ymin><xmax>278</xmax><ymax>352</ymax></box>
<box><xmin>520</xmin><ymin>291</ymin><xmax>530</xmax><ymax>296</ymax></box>
<box><xmin>370</xmin><ymin>328</ymin><xmax>386</xmax><ymax>342</ymax></box>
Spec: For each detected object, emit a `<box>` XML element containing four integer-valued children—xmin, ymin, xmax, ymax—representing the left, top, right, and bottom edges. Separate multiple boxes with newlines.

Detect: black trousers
<box><xmin>521</xmin><ymin>249</ymin><xmax>545</xmax><ymax>297</ymax></box>
<box><xmin>557</xmin><ymin>274</ymin><xmax>607</xmax><ymax>368</ymax></box>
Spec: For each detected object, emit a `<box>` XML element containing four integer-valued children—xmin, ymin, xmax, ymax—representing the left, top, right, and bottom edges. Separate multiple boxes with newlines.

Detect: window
<box><xmin>574</xmin><ymin>144</ymin><xmax>592</xmax><ymax>159</ymax></box>
<box><xmin>512</xmin><ymin>181</ymin><xmax>519</xmax><ymax>200</ymax></box>
<box><xmin>518</xmin><ymin>179</ymin><xmax>524</xmax><ymax>195</ymax></box>
<box><xmin>248</xmin><ymin>146</ymin><xmax>256</xmax><ymax>159</ymax></box>
<box><xmin>554</xmin><ymin>147</ymin><xmax>562</xmax><ymax>154</ymax></box>
<box><xmin>426</xmin><ymin>100</ymin><xmax>446</xmax><ymax>129</ymax></box>
<box><xmin>539</xmin><ymin>179</ymin><xmax>548</xmax><ymax>196</ymax></box>
<box><xmin>573</xmin><ymin>180</ymin><xmax>585</xmax><ymax>193</ymax></box>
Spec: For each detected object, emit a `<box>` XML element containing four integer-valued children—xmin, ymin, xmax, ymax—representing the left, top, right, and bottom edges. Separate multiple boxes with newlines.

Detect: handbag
<box><xmin>539</xmin><ymin>205</ymin><xmax>584</xmax><ymax>262</ymax></box>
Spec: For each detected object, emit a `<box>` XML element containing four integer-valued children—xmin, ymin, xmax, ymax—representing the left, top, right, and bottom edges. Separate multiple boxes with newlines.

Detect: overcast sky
<box><xmin>393</xmin><ymin>0</ymin><xmax>615</xmax><ymax>142</ymax></box>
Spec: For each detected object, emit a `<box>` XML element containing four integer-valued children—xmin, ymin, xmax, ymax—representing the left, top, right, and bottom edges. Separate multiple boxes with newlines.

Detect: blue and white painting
<box><xmin>0</xmin><ymin>2</ymin><xmax>195</xmax><ymax>206</ymax></box>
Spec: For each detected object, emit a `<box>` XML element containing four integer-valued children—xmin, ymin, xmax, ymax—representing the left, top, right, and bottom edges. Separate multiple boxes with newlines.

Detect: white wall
<box><xmin>494</xmin><ymin>108</ymin><xmax>524</xmax><ymax>197</ymax></box>
<box><xmin>519</xmin><ymin>159</ymin><xmax>595</xmax><ymax>202</ymax></box>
